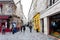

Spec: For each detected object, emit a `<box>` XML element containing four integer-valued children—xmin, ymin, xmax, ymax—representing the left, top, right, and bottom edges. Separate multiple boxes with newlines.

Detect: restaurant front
<box><xmin>0</xmin><ymin>15</ymin><xmax>12</xmax><ymax>32</ymax></box>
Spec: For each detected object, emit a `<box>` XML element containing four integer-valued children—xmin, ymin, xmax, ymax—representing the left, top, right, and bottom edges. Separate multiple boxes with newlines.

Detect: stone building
<box><xmin>28</xmin><ymin>0</ymin><xmax>60</xmax><ymax>39</ymax></box>
<box><xmin>0</xmin><ymin>0</ymin><xmax>24</xmax><ymax>32</ymax></box>
<box><xmin>0</xmin><ymin>0</ymin><xmax>16</xmax><ymax>32</ymax></box>
<box><xmin>40</xmin><ymin>0</ymin><xmax>60</xmax><ymax>39</ymax></box>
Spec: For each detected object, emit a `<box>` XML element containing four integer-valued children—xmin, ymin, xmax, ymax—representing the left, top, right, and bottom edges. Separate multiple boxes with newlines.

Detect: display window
<box><xmin>49</xmin><ymin>13</ymin><xmax>60</xmax><ymax>38</ymax></box>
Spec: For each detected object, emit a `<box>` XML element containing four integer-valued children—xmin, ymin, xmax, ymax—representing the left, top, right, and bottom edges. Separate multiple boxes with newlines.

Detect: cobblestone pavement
<box><xmin>0</xmin><ymin>27</ymin><xmax>58</xmax><ymax>40</ymax></box>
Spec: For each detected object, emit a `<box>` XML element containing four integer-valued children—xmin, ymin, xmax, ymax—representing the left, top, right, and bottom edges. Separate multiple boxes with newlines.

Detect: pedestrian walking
<box><xmin>20</xmin><ymin>26</ymin><xmax>22</xmax><ymax>32</ymax></box>
<box><xmin>2</xmin><ymin>25</ymin><xmax>5</xmax><ymax>34</ymax></box>
<box><xmin>12</xmin><ymin>27</ymin><xmax>18</xmax><ymax>34</ymax></box>
<box><xmin>20</xmin><ymin>20</ymin><xmax>23</xmax><ymax>32</ymax></box>
<box><xmin>12</xmin><ymin>27</ymin><xmax>14</xmax><ymax>34</ymax></box>
<box><xmin>22</xmin><ymin>25</ymin><xmax>26</xmax><ymax>32</ymax></box>
<box><xmin>29</xmin><ymin>25</ymin><xmax>32</xmax><ymax>32</ymax></box>
<box><xmin>12</xmin><ymin>22</ymin><xmax>17</xmax><ymax>34</ymax></box>
<box><xmin>29</xmin><ymin>22</ymin><xmax>32</xmax><ymax>32</ymax></box>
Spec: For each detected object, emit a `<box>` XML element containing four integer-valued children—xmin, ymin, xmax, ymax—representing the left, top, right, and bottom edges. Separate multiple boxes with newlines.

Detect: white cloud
<box><xmin>21</xmin><ymin>0</ymin><xmax>32</xmax><ymax>20</ymax></box>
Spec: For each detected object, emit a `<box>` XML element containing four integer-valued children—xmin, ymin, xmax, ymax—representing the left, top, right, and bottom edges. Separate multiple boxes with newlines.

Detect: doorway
<box><xmin>41</xmin><ymin>19</ymin><xmax>44</xmax><ymax>33</ymax></box>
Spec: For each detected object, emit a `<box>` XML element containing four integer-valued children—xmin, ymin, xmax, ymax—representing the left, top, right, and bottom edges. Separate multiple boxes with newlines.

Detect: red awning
<box><xmin>0</xmin><ymin>15</ymin><xmax>9</xmax><ymax>19</ymax></box>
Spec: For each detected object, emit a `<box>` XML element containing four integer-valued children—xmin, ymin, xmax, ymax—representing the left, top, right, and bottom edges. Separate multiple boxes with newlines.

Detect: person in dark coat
<box><xmin>12</xmin><ymin>27</ymin><xmax>14</xmax><ymax>34</ymax></box>
<box><xmin>20</xmin><ymin>26</ymin><xmax>22</xmax><ymax>32</ymax></box>
<box><xmin>29</xmin><ymin>22</ymin><xmax>32</xmax><ymax>32</ymax></box>
<box><xmin>22</xmin><ymin>25</ymin><xmax>26</xmax><ymax>32</ymax></box>
<box><xmin>29</xmin><ymin>25</ymin><xmax>32</xmax><ymax>32</ymax></box>
<box><xmin>2</xmin><ymin>25</ymin><xmax>5</xmax><ymax>34</ymax></box>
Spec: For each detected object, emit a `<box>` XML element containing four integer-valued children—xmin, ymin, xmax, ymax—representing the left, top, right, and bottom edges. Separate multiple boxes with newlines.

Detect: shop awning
<box><xmin>0</xmin><ymin>15</ymin><xmax>10</xmax><ymax>19</ymax></box>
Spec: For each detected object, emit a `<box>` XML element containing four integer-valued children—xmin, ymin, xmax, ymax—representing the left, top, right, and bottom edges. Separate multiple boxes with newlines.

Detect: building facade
<box><xmin>0</xmin><ymin>0</ymin><xmax>24</xmax><ymax>32</ymax></box>
<box><xmin>40</xmin><ymin>0</ymin><xmax>60</xmax><ymax>39</ymax></box>
<box><xmin>0</xmin><ymin>0</ymin><xmax>17</xmax><ymax>32</ymax></box>
<box><xmin>14</xmin><ymin>0</ymin><xmax>27</xmax><ymax>30</ymax></box>
<box><xmin>28</xmin><ymin>0</ymin><xmax>60</xmax><ymax>39</ymax></box>
<box><xmin>28</xmin><ymin>0</ymin><xmax>40</xmax><ymax>31</ymax></box>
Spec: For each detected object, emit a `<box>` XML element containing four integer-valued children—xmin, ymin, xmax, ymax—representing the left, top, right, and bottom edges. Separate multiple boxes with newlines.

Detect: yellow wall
<box><xmin>33</xmin><ymin>13</ymin><xmax>40</xmax><ymax>32</ymax></box>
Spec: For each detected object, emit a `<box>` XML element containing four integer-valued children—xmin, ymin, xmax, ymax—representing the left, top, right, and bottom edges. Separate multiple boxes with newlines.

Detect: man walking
<box><xmin>29</xmin><ymin>22</ymin><xmax>32</xmax><ymax>32</ymax></box>
<box><xmin>22</xmin><ymin>25</ymin><xmax>26</xmax><ymax>32</ymax></box>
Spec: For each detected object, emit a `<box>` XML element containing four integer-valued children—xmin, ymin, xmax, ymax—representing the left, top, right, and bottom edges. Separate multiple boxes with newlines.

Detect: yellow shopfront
<box><xmin>33</xmin><ymin>13</ymin><xmax>40</xmax><ymax>32</ymax></box>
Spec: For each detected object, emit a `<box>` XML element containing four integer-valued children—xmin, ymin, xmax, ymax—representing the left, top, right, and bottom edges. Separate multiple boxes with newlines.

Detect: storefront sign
<box><xmin>0</xmin><ymin>16</ymin><xmax>9</xmax><ymax>19</ymax></box>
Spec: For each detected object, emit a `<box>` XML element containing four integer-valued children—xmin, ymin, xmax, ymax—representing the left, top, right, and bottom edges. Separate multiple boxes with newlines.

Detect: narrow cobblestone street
<box><xmin>0</xmin><ymin>27</ymin><xmax>57</xmax><ymax>40</ymax></box>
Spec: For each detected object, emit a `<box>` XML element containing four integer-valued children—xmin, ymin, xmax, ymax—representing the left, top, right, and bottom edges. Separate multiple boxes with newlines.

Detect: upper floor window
<box><xmin>7</xmin><ymin>5</ymin><xmax>13</xmax><ymax>13</ymax></box>
<box><xmin>47</xmin><ymin>0</ymin><xmax>59</xmax><ymax>8</ymax></box>
<box><xmin>50</xmin><ymin>0</ymin><xmax>58</xmax><ymax>6</ymax></box>
<box><xmin>50</xmin><ymin>0</ymin><xmax>52</xmax><ymax>6</ymax></box>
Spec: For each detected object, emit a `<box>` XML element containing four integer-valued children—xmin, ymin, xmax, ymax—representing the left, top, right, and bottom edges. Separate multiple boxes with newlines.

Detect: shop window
<box><xmin>49</xmin><ymin>13</ymin><xmax>60</xmax><ymax>38</ymax></box>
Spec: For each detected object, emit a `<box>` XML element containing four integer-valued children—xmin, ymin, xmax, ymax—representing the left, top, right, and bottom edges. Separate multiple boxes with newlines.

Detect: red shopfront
<box><xmin>0</xmin><ymin>15</ymin><xmax>11</xmax><ymax>32</ymax></box>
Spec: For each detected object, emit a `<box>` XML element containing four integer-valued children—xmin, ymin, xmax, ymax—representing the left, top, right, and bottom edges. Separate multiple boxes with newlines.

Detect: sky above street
<box><xmin>21</xmin><ymin>0</ymin><xmax>32</xmax><ymax>20</ymax></box>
